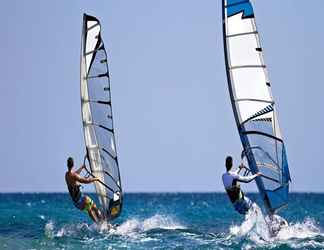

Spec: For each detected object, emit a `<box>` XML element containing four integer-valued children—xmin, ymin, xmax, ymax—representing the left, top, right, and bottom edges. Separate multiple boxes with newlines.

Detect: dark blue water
<box><xmin>0</xmin><ymin>193</ymin><xmax>323</xmax><ymax>249</ymax></box>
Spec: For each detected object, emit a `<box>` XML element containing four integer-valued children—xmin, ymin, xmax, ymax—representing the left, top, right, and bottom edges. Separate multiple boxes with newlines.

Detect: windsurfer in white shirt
<box><xmin>222</xmin><ymin>156</ymin><xmax>261</xmax><ymax>214</ymax></box>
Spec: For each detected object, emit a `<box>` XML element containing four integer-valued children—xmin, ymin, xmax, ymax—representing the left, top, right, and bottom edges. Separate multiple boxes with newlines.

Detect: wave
<box><xmin>104</xmin><ymin>214</ymin><xmax>186</xmax><ymax>238</ymax></box>
<box><xmin>43</xmin><ymin>214</ymin><xmax>185</xmax><ymax>239</ymax></box>
<box><xmin>228</xmin><ymin>203</ymin><xmax>324</xmax><ymax>249</ymax></box>
<box><xmin>43</xmin><ymin>210</ymin><xmax>324</xmax><ymax>249</ymax></box>
<box><xmin>44</xmin><ymin>220</ymin><xmax>93</xmax><ymax>239</ymax></box>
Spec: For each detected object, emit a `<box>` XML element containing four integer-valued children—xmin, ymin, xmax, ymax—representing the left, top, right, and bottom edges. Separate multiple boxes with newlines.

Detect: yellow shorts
<box><xmin>74</xmin><ymin>195</ymin><xmax>94</xmax><ymax>212</ymax></box>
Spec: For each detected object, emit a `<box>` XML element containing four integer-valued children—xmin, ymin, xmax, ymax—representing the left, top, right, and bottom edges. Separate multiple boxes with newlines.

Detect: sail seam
<box><xmin>82</xmin><ymin>100</ymin><xmax>111</xmax><ymax>106</ymax></box>
<box><xmin>230</xmin><ymin>65</ymin><xmax>266</xmax><ymax>70</ymax></box>
<box><xmin>86</xmin><ymin>73</ymin><xmax>109</xmax><ymax>79</ymax></box>
<box><xmin>235</xmin><ymin>98</ymin><xmax>273</xmax><ymax>104</ymax></box>
<box><xmin>242</xmin><ymin>131</ymin><xmax>283</xmax><ymax>143</ymax></box>
<box><xmin>226</xmin><ymin>31</ymin><xmax>257</xmax><ymax>38</ymax></box>
<box><xmin>87</xmin><ymin>23</ymin><xmax>99</xmax><ymax>31</ymax></box>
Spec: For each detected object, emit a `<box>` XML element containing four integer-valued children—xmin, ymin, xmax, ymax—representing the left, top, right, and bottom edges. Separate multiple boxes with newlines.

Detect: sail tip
<box><xmin>83</xmin><ymin>13</ymin><xmax>100</xmax><ymax>23</ymax></box>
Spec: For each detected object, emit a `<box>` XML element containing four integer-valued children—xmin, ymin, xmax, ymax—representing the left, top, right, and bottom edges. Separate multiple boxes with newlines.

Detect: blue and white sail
<box><xmin>80</xmin><ymin>13</ymin><xmax>122</xmax><ymax>220</ymax></box>
<box><xmin>222</xmin><ymin>0</ymin><xmax>291</xmax><ymax>214</ymax></box>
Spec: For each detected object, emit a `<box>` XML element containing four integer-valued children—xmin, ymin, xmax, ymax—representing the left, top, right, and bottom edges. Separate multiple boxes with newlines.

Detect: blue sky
<box><xmin>1</xmin><ymin>0</ymin><xmax>323</xmax><ymax>192</ymax></box>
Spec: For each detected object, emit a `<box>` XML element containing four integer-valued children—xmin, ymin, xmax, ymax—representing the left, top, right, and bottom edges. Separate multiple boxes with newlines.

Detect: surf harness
<box><xmin>225</xmin><ymin>177</ymin><xmax>245</xmax><ymax>203</ymax></box>
<box><xmin>67</xmin><ymin>181</ymin><xmax>82</xmax><ymax>203</ymax></box>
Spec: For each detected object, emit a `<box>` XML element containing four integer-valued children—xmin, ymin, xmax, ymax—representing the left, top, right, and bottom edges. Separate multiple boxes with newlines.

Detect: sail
<box><xmin>80</xmin><ymin>13</ymin><xmax>122</xmax><ymax>220</ymax></box>
<box><xmin>222</xmin><ymin>0</ymin><xmax>291</xmax><ymax>214</ymax></box>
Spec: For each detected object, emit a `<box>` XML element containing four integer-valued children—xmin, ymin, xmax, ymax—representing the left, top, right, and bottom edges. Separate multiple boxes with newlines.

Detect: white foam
<box><xmin>276</xmin><ymin>217</ymin><xmax>321</xmax><ymax>240</ymax></box>
<box><xmin>43</xmin><ymin>214</ymin><xmax>184</xmax><ymax>241</ymax></box>
<box><xmin>112</xmin><ymin>214</ymin><xmax>185</xmax><ymax>237</ymax></box>
<box><xmin>114</xmin><ymin>218</ymin><xmax>141</xmax><ymax>236</ymax></box>
<box><xmin>229</xmin><ymin>204</ymin><xmax>324</xmax><ymax>248</ymax></box>
<box><xmin>44</xmin><ymin>220</ymin><xmax>93</xmax><ymax>239</ymax></box>
<box><xmin>143</xmin><ymin>214</ymin><xmax>185</xmax><ymax>231</ymax></box>
<box><xmin>230</xmin><ymin>203</ymin><xmax>270</xmax><ymax>240</ymax></box>
<box><xmin>44</xmin><ymin>221</ymin><xmax>55</xmax><ymax>239</ymax></box>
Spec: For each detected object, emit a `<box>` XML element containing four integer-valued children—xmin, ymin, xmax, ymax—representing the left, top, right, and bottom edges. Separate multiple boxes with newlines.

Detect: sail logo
<box><xmin>226</xmin><ymin>0</ymin><xmax>254</xmax><ymax>19</ymax></box>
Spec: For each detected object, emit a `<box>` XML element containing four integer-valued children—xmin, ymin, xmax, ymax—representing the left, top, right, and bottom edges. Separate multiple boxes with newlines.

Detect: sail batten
<box><xmin>226</xmin><ymin>31</ymin><xmax>258</xmax><ymax>38</ymax></box>
<box><xmin>80</xmin><ymin>13</ymin><xmax>122</xmax><ymax>221</ymax></box>
<box><xmin>222</xmin><ymin>0</ymin><xmax>291</xmax><ymax>214</ymax></box>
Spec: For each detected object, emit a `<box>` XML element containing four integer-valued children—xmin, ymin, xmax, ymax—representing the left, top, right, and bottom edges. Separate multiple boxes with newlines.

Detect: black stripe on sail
<box><xmin>97</xmin><ymin>72</ymin><xmax>109</xmax><ymax>78</ymax></box>
<box><xmin>103</xmin><ymin>170</ymin><xmax>122</xmax><ymax>190</ymax></box>
<box><xmin>82</xmin><ymin>99</ymin><xmax>111</xmax><ymax>106</ymax></box>
<box><xmin>252</xmin><ymin>117</ymin><xmax>272</xmax><ymax>122</ymax></box>
<box><xmin>97</xmin><ymin>100</ymin><xmax>111</xmax><ymax>105</ymax></box>
<box><xmin>84</xmin><ymin>13</ymin><xmax>100</xmax><ymax>23</ymax></box>
<box><xmin>86</xmin><ymin>73</ymin><xmax>109</xmax><ymax>79</ymax></box>
<box><xmin>242</xmin><ymin>104</ymin><xmax>274</xmax><ymax>125</ymax></box>
<box><xmin>84</xmin><ymin>166</ymin><xmax>115</xmax><ymax>193</ymax></box>
<box><xmin>87</xmin><ymin>22</ymin><xmax>99</xmax><ymax>31</ymax></box>
<box><xmin>91</xmin><ymin>166</ymin><xmax>121</xmax><ymax>192</ymax></box>
<box><xmin>85</xmin><ymin>48</ymin><xmax>101</xmax><ymax>56</ymax></box>
<box><xmin>99</xmin><ymin>125</ymin><xmax>113</xmax><ymax>133</ymax></box>
<box><xmin>98</xmin><ymin>44</ymin><xmax>105</xmax><ymax>51</ymax></box>
<box><xmin>90</xmin><ymin>156</ymin><xmax>120</xmax><ymax>190</ymax></box>
<box><xmin>102</xmin><ymin>148</ymin><xmax>118</xmax><ymax>161</ymax></box>
<box><xmin>83</xmin><ymin>122</ymin><xmax>113</xmax><ymax>134</ymax></box>
<box><xmin>242</xmin><ymin>131</ymin><xmax>283</xmax><ymax>143</ymax></box>
<box><xmin>85</xmin><ymin>44</ymin><xmax>104</xmax><ymax>56</ymax></box>
<box><xmin>88</xmin><ymin>35</ymin><xmax>102</xmax><ymax>72</ymax></box>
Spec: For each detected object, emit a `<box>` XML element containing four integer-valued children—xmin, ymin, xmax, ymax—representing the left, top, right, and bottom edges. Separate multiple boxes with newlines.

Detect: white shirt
<box><xmin>222</xmin><ymin>169</ymin><xmax>258</xmax><ymax>189</ymax></box>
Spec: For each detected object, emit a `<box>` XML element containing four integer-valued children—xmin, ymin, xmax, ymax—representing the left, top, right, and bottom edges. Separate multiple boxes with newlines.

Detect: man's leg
<box><xmin>84</xmin><ymin>196</ymin><xmax>99</xmax><ymax>223</ymax></box>
<box><xmin>88</xmin><ymin>209</ymin><xmax>98</xmax><ymax>223</ymax></box>
<box><xmin>91</xmin><ymin>203</ymin><xmax>103</xmax><ymax>221</ymax></box>
<box><xmin>234</xmin><ymin>196</ymin><xmax>253</xmax><ymax>215</ymax></box>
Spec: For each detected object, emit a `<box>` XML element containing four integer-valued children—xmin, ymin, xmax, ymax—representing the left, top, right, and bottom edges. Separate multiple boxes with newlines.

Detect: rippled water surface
<box><xmin>0</xmin><ymin>193</ymin><xmax>323</xmax><ymax>249</ymax></box>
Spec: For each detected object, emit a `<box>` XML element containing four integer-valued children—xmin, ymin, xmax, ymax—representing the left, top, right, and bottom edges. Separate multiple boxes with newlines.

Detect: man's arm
<box><xmin>75</xmin><ymin>164</ymin><xmax>85</xmax><ymax>175</ymax></box>
<box><xmin>74</xmin><ymin>173</ymin><xmax>99</xmax><ymax>184</ymax></box>
<box><xmin>233</xmin><ymin>163</ymin><xmax>245</xmax><ymax>174</ymax></box>
<box><xmin>235</xmin><ymin>172</ymin><xmax>261</xmax><ymax>183</ymax></box>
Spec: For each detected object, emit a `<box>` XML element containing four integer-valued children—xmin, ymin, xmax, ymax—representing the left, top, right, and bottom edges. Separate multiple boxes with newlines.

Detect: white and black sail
<box><xmin>80</xmin><ymin>13</ymin><xmax>122</xmax><ymax>220</ymax></box>
<box><xmin>222</xmin><ymin>0</ymin><xmax>291</xmax><ymax>214</ymax></box>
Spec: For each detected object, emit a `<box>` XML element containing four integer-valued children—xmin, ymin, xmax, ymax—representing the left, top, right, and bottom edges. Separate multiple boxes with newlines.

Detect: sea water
<box><xmin>0</xmin><ymin>193</ymin><xmax>323</xmax><ymax>249</ymax></box>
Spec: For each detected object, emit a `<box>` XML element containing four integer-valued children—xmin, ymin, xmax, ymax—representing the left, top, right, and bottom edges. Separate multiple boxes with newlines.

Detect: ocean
<box><xmin>0</xmin><ymin>193</ymin><xmax>323</xmax><ymax>249</ymax></box>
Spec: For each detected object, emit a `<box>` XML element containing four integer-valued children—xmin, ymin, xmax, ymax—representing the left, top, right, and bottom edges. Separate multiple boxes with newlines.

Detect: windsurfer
<box><xmin>65</xmin><ymin>157</ymin><xmax>103</xmax><ymax>223</ymax></box>
<box><xmin>222</xmin><ymin>156</ymin><xmax>261</xmax><ymax>214</ymax></box>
